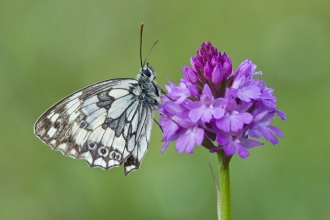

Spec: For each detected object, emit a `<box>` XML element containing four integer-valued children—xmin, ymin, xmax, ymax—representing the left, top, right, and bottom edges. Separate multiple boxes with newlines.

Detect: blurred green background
<box><xmin>0</xmin><ymin>1</ymin><xmax>329</xmax><ymax>219</ymax></box>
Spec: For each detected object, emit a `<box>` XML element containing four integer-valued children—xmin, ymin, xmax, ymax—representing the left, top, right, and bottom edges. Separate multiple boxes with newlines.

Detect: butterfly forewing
<box><xmin>34</xmin><ymin>76</ymin><xmax>158</xmax><ymax>175</ymax></box>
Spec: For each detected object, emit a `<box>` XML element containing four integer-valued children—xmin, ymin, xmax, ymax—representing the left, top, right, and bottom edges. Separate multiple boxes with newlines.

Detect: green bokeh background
<box><xmin>1</xmin><ymin>1</ymin><xmax>329</xmax><ymax>219</ymax></box>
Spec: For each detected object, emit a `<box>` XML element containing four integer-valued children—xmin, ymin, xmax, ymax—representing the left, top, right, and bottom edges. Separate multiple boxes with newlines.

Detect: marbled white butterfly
<box><xmin>34</xmin><ymin>23</ymin><xmax>161</xmax><ymax>176</ymax></box>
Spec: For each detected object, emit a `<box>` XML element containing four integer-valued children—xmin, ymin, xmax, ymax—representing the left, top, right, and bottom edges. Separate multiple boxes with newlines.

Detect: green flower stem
<box><xmin>217</xmin><ymin>151</ymin><xmax>231</xmax><ymax>220</ymax></box>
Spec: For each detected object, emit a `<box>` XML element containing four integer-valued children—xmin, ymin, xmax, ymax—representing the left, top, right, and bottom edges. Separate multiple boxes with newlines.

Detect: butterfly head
<box><xmin>139</xmin><ymin>63</ymin><xmax>156</xmax><ymax>82</ymax></box>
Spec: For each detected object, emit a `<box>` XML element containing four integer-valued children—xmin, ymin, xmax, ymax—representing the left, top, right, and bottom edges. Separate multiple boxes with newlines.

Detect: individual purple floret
<box><xmin>159</xmin><ymin>42</ymin><xmax>286</xmax><ymax>158</ymax></box>
<box><xmin>187</xmin><ymin>84</ymin><xmax>226</xmax><ymax>123</ymax></box>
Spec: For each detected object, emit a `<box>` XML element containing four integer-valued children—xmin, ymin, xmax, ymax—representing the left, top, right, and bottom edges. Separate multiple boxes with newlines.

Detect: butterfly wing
<box><xmin>124</xmin><ymin>101</ymin><xmax>153</xmax><ymax>175</ymax></box>
<box><xmin>34</xmin><ymin>78</ymin><xmax>153</xmax><ymax>175</ymax></box>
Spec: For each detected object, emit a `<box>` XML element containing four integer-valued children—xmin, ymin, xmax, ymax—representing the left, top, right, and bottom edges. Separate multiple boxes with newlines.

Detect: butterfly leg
<box><xmin>153</xmin><ymin>119</ymin><xmax>163</xmax><ymax>132</ymax></box>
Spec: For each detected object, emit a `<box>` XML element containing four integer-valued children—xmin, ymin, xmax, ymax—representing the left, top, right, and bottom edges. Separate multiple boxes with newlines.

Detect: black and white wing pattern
<box><xmin>34</xmin><ymin>70</ymin><xmax>160</xmax><ymax>176</ymax></box>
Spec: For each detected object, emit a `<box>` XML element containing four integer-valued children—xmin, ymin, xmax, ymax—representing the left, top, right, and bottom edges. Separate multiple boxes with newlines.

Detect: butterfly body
<box><xmin>34</xmin><ymin>64</ymin><xmax>160</xmax><ymax>175</ymax></box>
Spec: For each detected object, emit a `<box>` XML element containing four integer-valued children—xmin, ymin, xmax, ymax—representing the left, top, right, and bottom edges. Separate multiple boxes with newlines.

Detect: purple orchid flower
<box><xmin>158</xmin><ymin>42</ymin><xmax>286</xmax><ymax>158</ymax></box>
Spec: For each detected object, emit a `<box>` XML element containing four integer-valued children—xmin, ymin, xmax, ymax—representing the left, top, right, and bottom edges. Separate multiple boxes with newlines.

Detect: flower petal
<box><xmin>176</xmin><ymin>134</ymin><xmax>189</xmax><ymax>153</ymax></box>
<box><xmin>201</xmin><ymin>84</ymin><xmax>213</xmax><ymax>97</ymax></box>
<box><xmin>185</xmin><ymin>138</ymin><xmax>196</xmax><ymax>154</ymax></box>
<box><xmin>223</xmin><ymin>57</ymin><xmax>232</xmax><ymax>77</ymax></box>
<box><xmin>239</xmin><ymin>138</ymin><xmax>264</xmax><ymax>149</ymax></box>
<box><xmin>237</xmin><ymin>82</ymin><xmax>260</xmax><ymax>102</ymax></box>
<box><xmin>182</xmin><ymin>66</ymin><xmax>198</xmax><ymax>83</ymax></box>
<box><xmin>212</xmin><ymin>63</ymin><xmax>223</xmax><ymax>84</ymax></box>
<box><xmin>237</xmin><ymin>144</ymin><xmax>250</xmax><ymax>158</ymax></box>
<box><xmin>258</xmin><ymin>125</ymin><xmax>278</xmax><ymax>145</ymax></box>
<box><xmin>216</xmin><ymin>133</ymin><xmax>229</xmax><ymax>145</ymax></box>
<box><xmin>204</xmin><ymin>62</ymin><xmax>212</xmax><ymax>78</ymax></box>
<box><xmin>211</xmin><ymin>107</ymin><xmax>225</xmax><ymax>119</ymax></box>
<box><xmin>268</xmin><ymin>125</ymin><xmax>284</xmax><ymax>138</ymax></box>
<box><xmin>186</xmin><ymin>101</ymin><xmax>203</xmax><ymax>110</ymax></box>
<box><xmin>216</xmin><ymin>116</ymin><xmax>231</xmax><ymax>132</ymax></box>
<box><xmin>213</xmin><ymin>98</ymin><xmax>227</xmax><ymax>108</ymax></box>
<box><xmin>223</xmin><ymin>142</ymin><xmax>236</xmax><ymax>156</ymax></box>
<box><xmin>195</xmin><ymin>127</ymin><xmax>204</xmax><ymax>145</ymax></box>
<box><xmin>160</xmin><ymin>142</ymin><xmax>170</xmax><ymax>154</ymax></box>
<box><xmin>275</xmin><ymin>109</ymin><xmax>287</xmax><ymax>120</ymax></box>
<box><xmin>230</xmin><ymin>112</ymin><xmax>252</xmax><ymax>132</ymax></box>
<box><xmin>189</xmin><ymin>108</ymin><xmax>204</xmax><ymax>122</ymax></box>
<box><xmin>209</xmin><ymin>146</ymin><xmax>222</xmax><ymax>153</ymax></box>
<box><xmin>200</xmin><ymin>109</ymin><xmax>213</xmax><ymax>122</ymax></box>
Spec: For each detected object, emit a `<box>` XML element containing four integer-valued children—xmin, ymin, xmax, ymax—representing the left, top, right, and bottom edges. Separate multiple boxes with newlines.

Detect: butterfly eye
<box><xmin>142</xmin><ymin>69</ymin><xmax>151</xmax><ymax>77</ymax></box>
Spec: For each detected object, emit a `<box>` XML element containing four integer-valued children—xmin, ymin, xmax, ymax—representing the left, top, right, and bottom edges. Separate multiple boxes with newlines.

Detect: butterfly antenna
<box><xmin>142</xmin><ymin>39</ymin><xmax>159</xmax><ymax>67</ymax></box>
<box><xmin>139</xmin><ymin>23</ymin><xmax>159</xmax><ymax>68</ymax></box>
<box><xmin>140</xmin><ymin>23</ymin><xmax>144</xmax><ymax>68</ymax></box>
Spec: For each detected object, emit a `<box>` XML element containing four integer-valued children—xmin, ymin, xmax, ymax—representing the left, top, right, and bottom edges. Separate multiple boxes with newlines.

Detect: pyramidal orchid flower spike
<box><xmin>159</xmin><ymin>42</ymin><xmax>286</xmax><ymax>220</ymax></box>
<box><xmin>159</xmin><ymin>42</ymin><xmax>286</xmax><ymax>157</ymax></box>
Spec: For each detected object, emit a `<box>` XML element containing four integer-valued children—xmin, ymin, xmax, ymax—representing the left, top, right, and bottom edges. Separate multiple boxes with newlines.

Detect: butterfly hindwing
<box><xmin>124</xmin><ymin>102</ymin><xmax>153</xmax><ymax>175</ymax></box>
<box><xmin>34</xmin><ymin>78</ymin><xmax>155</xmax><ymax>175</ymax></box>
